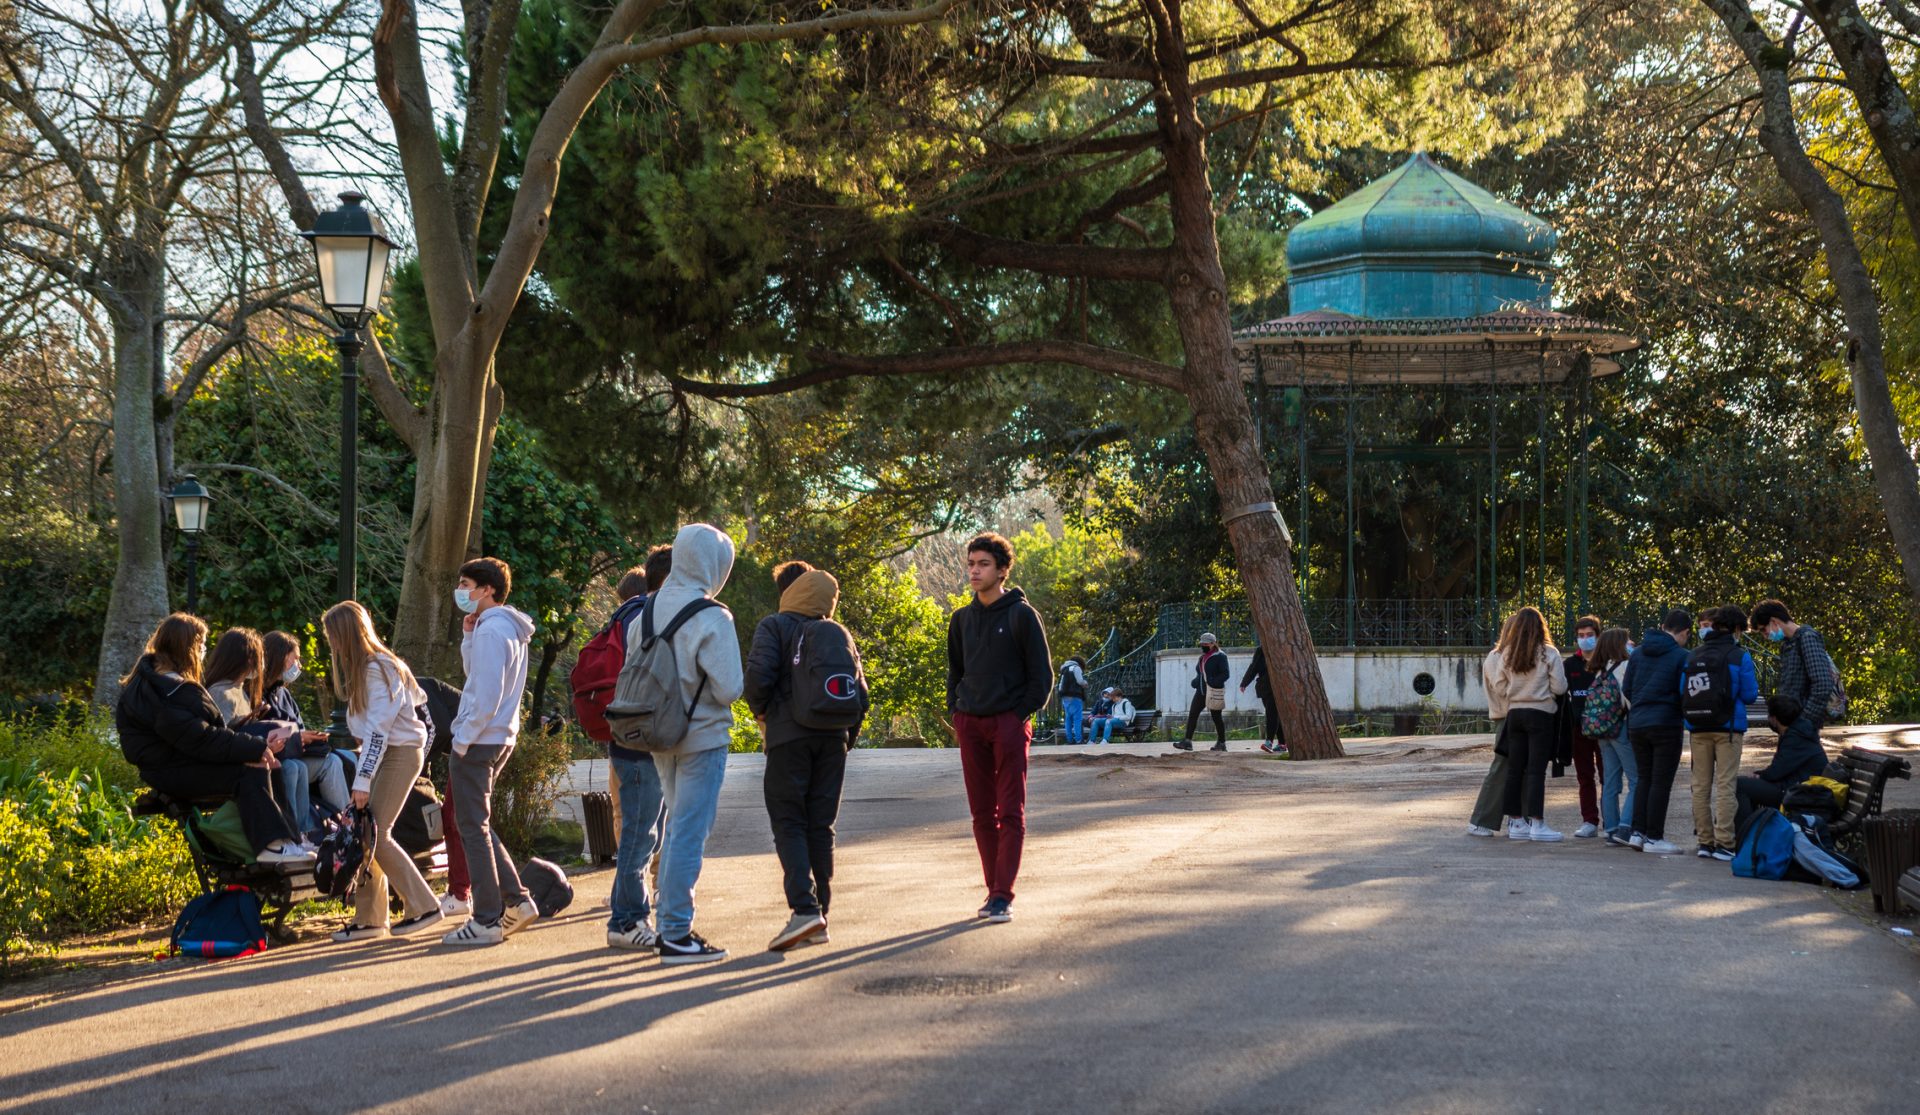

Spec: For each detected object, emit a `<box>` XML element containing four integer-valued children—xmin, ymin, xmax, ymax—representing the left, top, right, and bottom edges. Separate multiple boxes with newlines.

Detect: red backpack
<box><xmin>570</xmin><ymin>603</ymin><xmax>636</xmax><ymax>742</ymax></box>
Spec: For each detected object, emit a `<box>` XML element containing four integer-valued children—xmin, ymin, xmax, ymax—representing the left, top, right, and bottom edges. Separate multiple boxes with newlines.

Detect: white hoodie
<box><xmin>349</xmin><ymin>654</ymin><xmax>429</xmax><ymax>793</ymax></box>
<box><xmin>629</xmin><ymin>523</ymin><xmax>743</xmax><ymax>755</ymax></box>
<box><xmin>453</xmin><ymin>602</ymin><xmax>536</xmax><ymax>754</ymax></box>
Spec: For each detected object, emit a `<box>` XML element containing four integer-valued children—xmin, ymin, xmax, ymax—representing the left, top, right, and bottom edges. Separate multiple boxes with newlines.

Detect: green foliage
<box><xmin>728</xmin><ymin>699</ymin><xmax>762</xmax><ymax>753</ymax></box>
<box><xmin>491</xmin><ymin>721</ymin><xmax>574</xmax><ymax>855</ymax></box>
<box><xmin>0</xmin><ymin>504</ymin><xmax>113</xmax><ymax>701</ymax></box>
<box><xmin>0</xmin><ymin>709</ymin><xmax>139</xmax><ymax>792</ymax></box>
<box><xmin>836</xmin><ymin>563</ymin><xmax>951</xmax><ymax>744</ymax></box>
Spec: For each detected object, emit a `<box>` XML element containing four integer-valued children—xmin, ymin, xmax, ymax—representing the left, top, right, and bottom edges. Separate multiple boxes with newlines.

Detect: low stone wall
<box><xmin>1155</xmin><ymin>647</ymin><xmax>1487</xmax><ymax>718</ymax></box>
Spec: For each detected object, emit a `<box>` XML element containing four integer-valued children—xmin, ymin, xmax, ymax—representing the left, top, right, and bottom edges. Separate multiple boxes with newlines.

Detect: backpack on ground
<box><xmin>389</xmin><ymin>775</ymin><xmax>443</xmax><ymax>857</ymax></box>
<box><xmin>1781</xmin><ymin>780</ymin><xmax>1841</xmax><ymax>821</ymax></box>
<box><xmin>1681</xmin><ymin>641</ymin><xmax>1739</xmax><ymax>731</ymax></box>
<box><xmin>1731</xmin><ymin>808</ymin><xmax>1795</xmax><ymax>880</ymax></box>
<box><xmin>569</xmin><ymin>609</ymin><xmax>632</xmax><ymax>743</ymax></box>
<box><xmin>170</xmin><ymin>885</ymin><xmax>267</xmax><ymax>959</ymax></box>
<box><xmin>1785</xmin><ymin>813</ymin><xmax>1866</xmax><ymax>889</ymax></box>
<box><xmin>1581</xmin><ymin>667</ymin><xmax>1626</xmax><ymax>739</ymax></box>
<box><xmin>522</xmin><ymin>857</ymin><xmax>574</xmax><ymax>916</ymax></box>
<box><xmin>790</xmin><ymin>617</ymin><xmax>869</xmax><ymax>732</ymax></box>
<box><xmin>604</xmin><ymin>597</ymin><xmax>726</xmax><ymax>753</ymax></box>
<box><xmin>312</xmin><ymin>807</ymin><xmax>372</xmax><ymax>899</ymax></box>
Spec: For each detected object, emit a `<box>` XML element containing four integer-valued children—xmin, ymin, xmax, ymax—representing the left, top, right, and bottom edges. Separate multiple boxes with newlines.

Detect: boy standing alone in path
<box><xmin>947</xmin><ymin>533</ymin><xmax>1053</xmax><ymax>924</ymax></box>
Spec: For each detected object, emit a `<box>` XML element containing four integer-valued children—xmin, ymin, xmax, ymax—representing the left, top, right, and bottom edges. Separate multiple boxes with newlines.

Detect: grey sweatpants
<box><xmin>451</xmin><ymin>743</ymin><xmax>528</xmax><ymax>925</ymax></box>
<box><xmin>1469</xmin><ymin>718</ymin><xmax>1510</xmax><ymax>831</ymax></box>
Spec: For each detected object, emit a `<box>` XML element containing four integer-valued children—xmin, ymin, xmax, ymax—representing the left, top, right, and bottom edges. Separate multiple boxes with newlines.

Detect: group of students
<box><xmin>115</xmin><ymin>524</ymin><xmax>1059</xmax><ymax>964</ymax></box>
<box><xmin>1469</xmin><ymin>598</ymin><xmax>1842</xmax><ymax>858</ymax></box>
<box><xmin>116</xmin><ymin>557</ymin><xmax>548</xmax><ymax>947</ymax></box>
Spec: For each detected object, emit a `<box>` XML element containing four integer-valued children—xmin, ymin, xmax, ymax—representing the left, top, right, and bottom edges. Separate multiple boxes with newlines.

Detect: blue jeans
<box><xmin>653</xmin><ymin>746</ymin><xmax>728</xmax><ymax>941</ymax></box>
<box><xmin>1598</xmin><ymin>729</ymin><xmax>1638</xmax><ymax>834</ymax></box>
<box><xmin>279</xmin><ymin>753</ymin><xmax>349</xmax><ymax>834</ymax></box>
<box><xmin>1093</xmin><ymin>717</ymin><xmax>1117</xmax><ymax>742</ymax></box>
<box><xmin>607</xmin><ymin>753</ymin><xmax>667</xmax><ymax>931</ymax></box>
<box><xmin>1061</xmin><ymin>697</ymin><xmax>1084</xmax><ymax>743</ymax></box>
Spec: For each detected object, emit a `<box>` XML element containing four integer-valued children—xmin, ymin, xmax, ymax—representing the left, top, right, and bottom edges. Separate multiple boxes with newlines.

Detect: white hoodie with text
<box><xmin>453</xmin><ymin>603</ymin><xmax>535</xmax><ymax>754</ymax></box>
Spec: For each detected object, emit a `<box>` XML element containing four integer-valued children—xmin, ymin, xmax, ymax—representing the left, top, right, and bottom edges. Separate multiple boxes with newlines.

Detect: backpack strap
<box><xmin>639</xmin><ymin>596</ymin><xmax>724</xmax><ymax>647</ymax></box>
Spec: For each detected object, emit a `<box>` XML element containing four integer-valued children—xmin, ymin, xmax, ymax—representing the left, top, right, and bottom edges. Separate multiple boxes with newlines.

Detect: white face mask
<box><xmin>283</xmin><ymin>663</ymin><xmax>301</xmax><ymax>684</ymax></box>
<box><xmin>454</xmin><ymin>587</ymin><xmax>478</xmax><ymax>614</ymax></box>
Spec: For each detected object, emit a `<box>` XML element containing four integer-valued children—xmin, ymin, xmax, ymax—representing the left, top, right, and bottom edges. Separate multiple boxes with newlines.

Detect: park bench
<box><xmin>1116</xmin><ymin>709</ymin><xmax>1161</xmax><ymax>742</ymax></box>
<box><xmin>135</xmin><ymin>790</ymin><xmax>448</xmax><ymax>944</ymax></box>
<box><xmin>1829</xmin><ymin>746</ymin><xmax>1913</xmax><ymax>842</ymax></box>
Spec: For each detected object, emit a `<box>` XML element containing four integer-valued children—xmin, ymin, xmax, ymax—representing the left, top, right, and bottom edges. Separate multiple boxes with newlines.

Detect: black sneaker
<box><xmin>1711</xmin><ymin>846</ymin><xmax>1735</xmax><ymax>862</ymax></box>
<box><xmin>657</xmin><ymin>932</ymin><xmax>728</xmax><ymax>965</ymax></box>
<box><xmin>1210</xmin><ymin>742</ymin><xmax>1228</xmax><ymax>752</ymax></box>
<box><xmin>976</xmin><ymin>900</ymin><xmax>994</xmax><ymax>919</ymax></box>
<box><xmin>1604</xmin><ymin>829</ymin><xmax>1632</xmax><ymax>847</ymax></box>
<box><xmin>985</xmin><ymin>898</ymin><xmax>1013</xmax><ymax>924</ymax></box>
<box><xmin>1173</xmin><ymin>739</ymin><xmax>1193</xmax><ymax>751</ymax></box>
<box><xmin>1696</xmin><ymin>844</ymin><xmax>1714</xmax><ymax>859</ymax></box>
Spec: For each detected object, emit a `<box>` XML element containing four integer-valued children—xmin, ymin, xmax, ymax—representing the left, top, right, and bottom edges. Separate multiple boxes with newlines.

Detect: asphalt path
<box><xmin>3</xmin><ymin>732</ymin><xmax>1917</xmax><ymax>1114</ymax></box>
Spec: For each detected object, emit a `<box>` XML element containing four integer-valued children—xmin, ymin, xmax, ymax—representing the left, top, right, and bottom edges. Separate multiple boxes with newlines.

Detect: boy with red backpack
<box><xmin>745</xmin><ymin>562</ymin><xmax>869</xmax><ymax>951</ymax></box>
<box><xmin>572</xmin><ymin>544</ymin><xmax>675</xmax><ymax>954</ymax></box>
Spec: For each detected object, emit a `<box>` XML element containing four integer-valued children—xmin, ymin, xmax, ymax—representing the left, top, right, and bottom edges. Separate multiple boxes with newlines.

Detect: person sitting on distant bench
<box><xmin>1092</xmin><ymin>687</ymin><xmax>1136</xmax><ymax>744</ymax></box>
<box><xmin>1734</xmin><ymin>695</ymin><xmax>1827</xmax><ymax>831</ymax></box>
<box><xmin>115</xmin><ymin>613</ymin><xmax>313</xmax><ymax>865</ymax></box>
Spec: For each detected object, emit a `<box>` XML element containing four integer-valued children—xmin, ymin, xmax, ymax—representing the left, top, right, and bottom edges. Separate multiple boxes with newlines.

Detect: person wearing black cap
<box><xmin>1175</xmin><ymin>633</ymin><xmax>1231</xmax><ymax>752</ymax></box>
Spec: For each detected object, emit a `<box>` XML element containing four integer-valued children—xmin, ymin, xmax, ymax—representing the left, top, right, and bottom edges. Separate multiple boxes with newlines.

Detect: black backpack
<box><xmin>790</xmin><ymin>617</ymin><xmax>869</xmax><ymax>732</ymax></box>
<box><xmin>1681</xmin><ymin>641</ymin><xmax>1738</xmax><ymax>731</ymax></box>
<box><xmin>313</xmin><ymin>807</ymin><xmax>373</xmax><ymax>899</ymax></box>
<box><xmin>522</xmin><ymin>857</ymin><xmax>575</xmax><ymax>916</ymax></box>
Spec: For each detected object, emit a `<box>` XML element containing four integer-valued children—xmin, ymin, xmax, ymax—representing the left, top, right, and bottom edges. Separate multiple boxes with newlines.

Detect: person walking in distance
<box><xmin>947</xmin><ymin>532</ymin><xmax>1053</xmax><ymax>924</ymax></box>
<box><xmin>1175</xmin><ymin>634</ymin><xmax>1231</xmax><ymax>752</ymax></box>
<box><xmin>1240</xmin><ymin>644</ymin><xmax>1284</xmax><ymax>756</ymax></box>
<box><xmin>440</xmin><ymin>557</ymin><xmax>541</xmax><ymax>946</ymax></box>
<box><xmin>1682</xmin><ymin>606</ymin><xmax>1759</xmax><ymax>861</ymax></box>
<box><xmin>1623</xmin><ymin>608</ymin><xmax>1694</xmax><ymax>855</ymax></box>
<box><xmin>746</xmin><ymin>566</ymin><xmax>867</xmax><ymax>951</ymax></box>
<box><xmin>1058</xmin><ymin>656</ymin><xmax>1089</xmax><ymax>744</ymax></box>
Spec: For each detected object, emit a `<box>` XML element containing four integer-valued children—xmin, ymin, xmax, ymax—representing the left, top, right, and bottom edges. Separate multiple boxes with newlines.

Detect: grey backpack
<box><xmin>604</xmin><ymin>596</ymin><xmax>725</xmax><ymax>752</ymax></box>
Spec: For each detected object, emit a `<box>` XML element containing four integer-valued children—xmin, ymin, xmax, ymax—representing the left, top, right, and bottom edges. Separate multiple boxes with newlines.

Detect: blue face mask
<box><xmin>1698</xmin><ymin>625</ymin><xmax>1712</xmax><ymax>638</ymax></box>
<box><xmin>1576</xmin><ymin>635</ymin><xmax>1597</xmax><ymax>653</ymax></box>
<box><xmin>454</xmin><ymin>587</ymin><xmax>478</xmax><ymax>614</ymax></box>
<box><xmin>1767</xmin><ymin>626</ymin><xmax>1786</xmax><ymax>642</ymax></box>
<box><xmin>282</xmin><ymin>663</ymin><xmax>301</xmax><ymax>685</ymax></box>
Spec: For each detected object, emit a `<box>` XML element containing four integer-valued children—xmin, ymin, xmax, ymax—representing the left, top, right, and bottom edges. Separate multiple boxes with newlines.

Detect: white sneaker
<box><xmin>256</xmin><ymin>842</ymin><xmax>317</xmax><ymax>865</ymax></box>
<box><xmin>439</xmin><ymin>893</ymin><xmax>472</xmax><ymax>918</ymax></box>
<box><xmin>442</xmin><ymin>919</ymin><xmax>504</xmax><ymax>946</ymax></box>
<box><xmin>498</xmin><ymin>899</ymin><xmax>540</xmax><ymax>938</ymax></box>
<box><xmin>1628</xmin><ymin>833</ymin><xmax>1646</xmax><ymax>849</ymax></box>
<box><xmin>1466</xmin><ymin>824</ymin><xmax>1497</xmax><ymax>838</ymax></box>
<box><xmin>768</xmin><ymin>912</ymin><xmax>827</xmax><ymax>952</ymax></box>
<box><xmin>1529</xmin><ymin>821</ymin><xmax>1564</xmax><ymax>843</ymax></box>
<box><xmin>1506</xmin><ymin>818</ymin><xmax>1534</xmax><ymax>840</ymax></box>
<box><xmin>607</xmin><ymin>922</ymin><xmax>659</xmax><ymax>951</ymax></box>
<box><xmin>1573</xmin><ymin>822</ymin><xmax>1599</xmax><ymax>839</ymax></box>
<box><xmin>1642</xmin><ymin>839</ymin><xmax>1679</xmax><ymax>855</ymax></box>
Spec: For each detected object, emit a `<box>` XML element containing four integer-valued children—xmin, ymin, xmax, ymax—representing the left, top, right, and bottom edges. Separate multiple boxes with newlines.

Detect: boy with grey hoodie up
<box><xmin>441</xmin><ymin>557</ymin><xmax>541</xmax><ymax>946</ymax></box>
<box><xmin>641</xmin><ymin>523</ymin><xmax>745</xmax><ymax>964</ymax></box>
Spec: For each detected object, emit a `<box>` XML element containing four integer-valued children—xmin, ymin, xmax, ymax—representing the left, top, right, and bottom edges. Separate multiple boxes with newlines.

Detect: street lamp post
<box><xmin>301</xmin><ymin>190</ymin><xmax>395</xmax><ymax>747</ymax></box>
<box><xmin>169</xmin><ymin>475</ymin><xmax>213</xmax><ymax>614</ymax></box>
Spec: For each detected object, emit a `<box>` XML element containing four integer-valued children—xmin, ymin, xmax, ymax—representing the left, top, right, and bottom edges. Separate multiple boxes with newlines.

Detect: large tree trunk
<box><xmin>1149</xmin><ymin>0</ymin><xmax>1342</xmax><ymax>758</ymax></box>
<box><xmin>93</xmin><ymin>295</ymin><xmax>170</xmax><ymax>700</ymax></box>
<box><xmin>390</xmin><ymin>339</ymin><xmax>498</xmax><ymax>678</ymax></box>
<box><xmin>1707</xmin><ymin>0</ymin><xmax>1920</xmax><ymax>629</ymax></box>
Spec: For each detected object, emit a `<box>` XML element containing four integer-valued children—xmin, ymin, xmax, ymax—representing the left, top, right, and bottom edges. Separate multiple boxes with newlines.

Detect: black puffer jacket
<box><xmin>1191</xmin><ymin>648</ymin><xmax>1230</xmax><ymax>690</ymax></box>
<box><xmin>115</xmin><ymin>656</ymin><xmax>271</xmax><ymax>771</ymax></box>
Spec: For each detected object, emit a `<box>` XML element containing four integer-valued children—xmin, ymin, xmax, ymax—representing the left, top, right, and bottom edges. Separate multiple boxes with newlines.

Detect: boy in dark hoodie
<box><xmin>1621</xmin><ymin>608</ymin><xmax>1692</xmax><ymax>855</ymax></box>
<box><xmin>1734</xmin><ymin>694</ymin><xmax>1827</xmax><ymax>829</ymax></box>
<box><xmin>746</xmin><ymin>565</ymin><xmax>864</xmax><ymax>951</ymax></box>
<box><xmin>947</xmin><ymin>532</ymin><xmax>1053</xmax><ymax>924</ymax></box>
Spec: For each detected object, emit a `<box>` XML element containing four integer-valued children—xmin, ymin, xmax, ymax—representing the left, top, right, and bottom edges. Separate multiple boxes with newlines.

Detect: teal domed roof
<box><xmin>1285</xmin><ymin>153</ymin><xmax>1557</xmax><ymax>319</ymax></box>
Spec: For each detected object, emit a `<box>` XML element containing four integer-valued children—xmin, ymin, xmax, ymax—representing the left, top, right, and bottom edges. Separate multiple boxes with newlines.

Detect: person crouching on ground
<box><xmin>323</xmin><ymin>601</ymin><xmax>444</xmax><ymax>943</ymax></box>
<box><xmin>1734</xmin><ymin>695</ymin><xmax>1827</xmax><ymax>831</ymax></box>
<box><xmin>747</xmin><ymin>566</ymin><xmax>867</xmax><ymax>952</ymax></box>
<box><xmin>948</xmin><ymin>531</ymin><xmax>1054</xmax><ymax>924</ymax></box>
<box><xmin>1486</xmin><ymin>606</ymin><xmax>1569</xmax><ymax>842</ymax></box>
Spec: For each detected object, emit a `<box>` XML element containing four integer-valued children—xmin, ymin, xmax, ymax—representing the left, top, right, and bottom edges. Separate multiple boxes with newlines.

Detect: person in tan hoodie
<box><xmin>1485</xmin><ymin>606</ymin><xmax>1569</xmax><ymax>842</ymax></box>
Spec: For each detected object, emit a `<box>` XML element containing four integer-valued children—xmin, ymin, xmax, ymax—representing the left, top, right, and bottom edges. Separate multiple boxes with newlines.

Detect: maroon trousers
<box><xmin>1572</xmin><ymin>733</ymin><xmax>1602</xmax><ymax>826</ymax></box>
<box><xmin>955</xmin><ymin>710</ymin><xmax>1031</xmax><ymax>902</ymax></box>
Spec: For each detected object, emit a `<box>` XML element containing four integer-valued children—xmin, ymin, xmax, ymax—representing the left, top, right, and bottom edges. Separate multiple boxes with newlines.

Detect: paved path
<box><xmin>3</xmin><ymin>733</ymin><xmax>1918</xmax><ymax>1113</ymax></box>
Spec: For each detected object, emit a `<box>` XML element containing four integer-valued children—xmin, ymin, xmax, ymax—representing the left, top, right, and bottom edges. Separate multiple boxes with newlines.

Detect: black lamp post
<box><xmin>169</xmin><ymin>475</ymin><xmax>213</xmax><ymax>614</ymax></box>
<box><xmin>301</xmin><ymin>191</ymin><xmax>395</xmax><ymax>748</ymax></box>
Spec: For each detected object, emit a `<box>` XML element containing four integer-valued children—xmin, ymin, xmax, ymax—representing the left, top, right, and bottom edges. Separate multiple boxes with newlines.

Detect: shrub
<box><xmin>0</xmin><ymin>709</ymin><xmax>139</xmax><ymax>792</ymax></box>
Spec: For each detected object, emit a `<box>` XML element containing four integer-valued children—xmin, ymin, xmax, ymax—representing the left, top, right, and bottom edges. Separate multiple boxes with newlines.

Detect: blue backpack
<box><xmin>170</xmin><ymin>886</ymin><xmax>267</xmax><ymax>959</ymax></box>
<box><xmin>1731</xmin><ymin>809</ymin><xmax>1795</xmax><ymax>880</ymax></box>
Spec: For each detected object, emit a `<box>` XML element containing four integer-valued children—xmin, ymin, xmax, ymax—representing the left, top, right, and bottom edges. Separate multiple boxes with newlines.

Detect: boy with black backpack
<box><xmin>745</xmin><ymin>565</ymin><xmax>868</xmax><ymax>951</ymax></box>
<box><xmin>1681</xmin><ymin>606</ymin><xmax>1759</xmax><ymax>860</ymax></box>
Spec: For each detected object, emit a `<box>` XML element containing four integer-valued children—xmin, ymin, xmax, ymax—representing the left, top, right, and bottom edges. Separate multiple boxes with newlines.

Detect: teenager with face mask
<box><xmin>1564</xmin><ymin>616</ymin><xmax>1604</xmax><ymax>838</ymax></box>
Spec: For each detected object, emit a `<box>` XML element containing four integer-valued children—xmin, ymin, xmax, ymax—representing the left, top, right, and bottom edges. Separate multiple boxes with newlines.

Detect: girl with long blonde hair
<box><xmin>321</xmin><ymin>600</ymin><xmax>442</xmax><ymax>942</ymax></box>
<box><xmin>1484</xmin><ymin>606</ymin><xmax>1568</xmax><ymax>842</ymax></box>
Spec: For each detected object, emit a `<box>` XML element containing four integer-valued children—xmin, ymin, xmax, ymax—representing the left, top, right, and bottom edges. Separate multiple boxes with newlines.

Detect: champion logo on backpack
<box><xmin>790</xmin><ymin>618</ymin><xmax>869</xmax><ymax>731</ymax></box>
<box><xmin>824</xmin><ymin>673</ymin><xmax>860</xmax><ymax>700</ymax></box>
